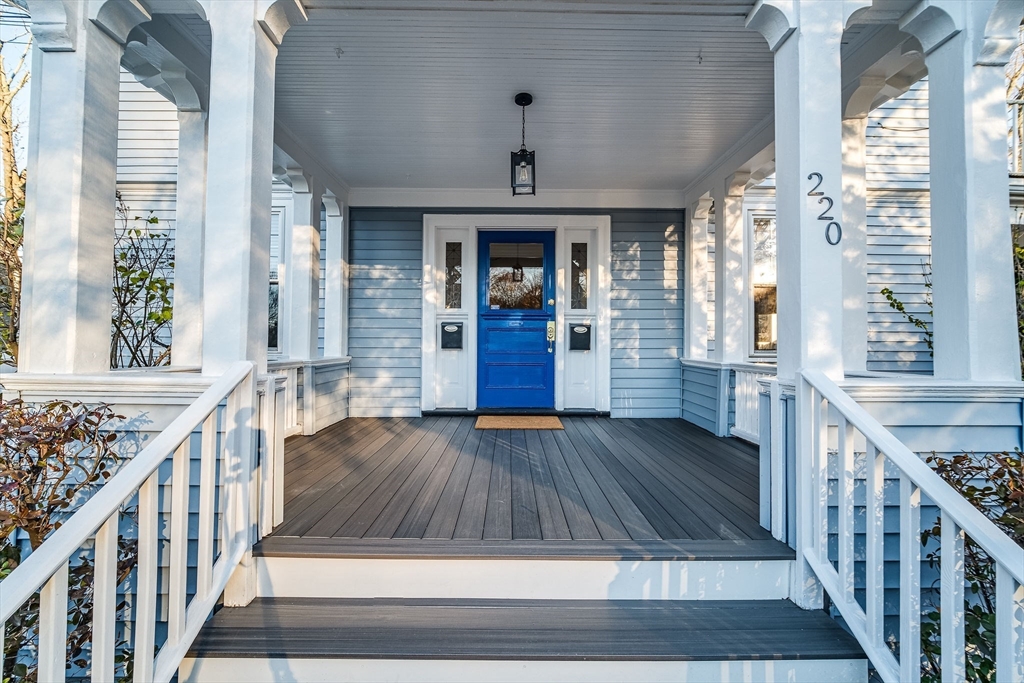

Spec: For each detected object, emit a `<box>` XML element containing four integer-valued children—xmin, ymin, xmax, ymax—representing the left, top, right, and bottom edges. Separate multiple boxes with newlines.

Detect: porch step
<box><xmin>180</xmin><ymin>598</ymin><xmax>867</xmax><ymax>683</ymax></box>
<box><xmin>254</xmin><ymin>537</ymin><xmax>795</xmax><ymax>601</ymax></box>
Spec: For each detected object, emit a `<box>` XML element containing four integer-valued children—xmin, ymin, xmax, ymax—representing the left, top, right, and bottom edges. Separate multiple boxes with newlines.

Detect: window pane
<box><xmin>487</xmin><ymin>243</ymin><xmax>543</xmax><ymax>310</ymax></box>
<box><xmin>752</xmin><ymin>217</ymin><xmax>777</xmax><ymax>285</ymax></box>
<box><xmin>445</xmin><ymin>242</ymin><xmax>462</xmax><ymax>309</ymax></box>
<box><xmin>754</xmin><ymin>286</ymin><xmax>777</xmax><ymax>351</ymax></box>
<box><xmin>571</xmin><ymin>242</ymin><xmax>588</xmax><ymax>309</ymax></box>
<box><xmin>752</xmin><ymin>217</ymin><xmax>777</xmax><ymax>352</ymax></box>
<box><xmin>268</xmin><ymin>283</ymin><xmax>279</xmax><ymax>349</ymax></box>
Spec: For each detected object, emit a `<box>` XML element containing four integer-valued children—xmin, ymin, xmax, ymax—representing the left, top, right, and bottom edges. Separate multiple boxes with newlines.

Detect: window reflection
<box><xmin>445</xmin><ymin>242</ymin><xmax>462</xmax><ymax>309</ymax></box>
<box><xmin>488</xmin><ymin>243</ymin><xmax>543</xmax><ymax>310</ymax></box>
<box><xmin>571</xmin><ymin>242</ymin><xmax>588</xmax><ymax>309</ymax></box>
<box><xmin>752</xmin><ymin>217</ymin><xmax>777</xmax><ymax>352</ymax></box>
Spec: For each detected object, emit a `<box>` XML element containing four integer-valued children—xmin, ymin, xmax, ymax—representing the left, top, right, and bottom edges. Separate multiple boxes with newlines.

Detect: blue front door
<box><xmin>477</xmin><ymin>231</ymin><xmax>556</xmax><ymax>409</ymax></box>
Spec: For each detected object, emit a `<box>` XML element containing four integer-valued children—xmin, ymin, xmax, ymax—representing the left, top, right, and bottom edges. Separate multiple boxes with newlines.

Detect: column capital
<box><xmin>91</xmin><ymin>0</ymin><xmax>151</xmax><ymax>45</ymax></box>
<box><xmin>27</xmin><ymin>0</ymin><xmax>77</xmax><ymax>51</ymax></box>
<box><xmin>726</xmin><ymin>171</ymin><xmax>751</xmax><ymax>197</ymax></box>
<box><xmin>898</xmin><ymin>1</ymin><xmax>961</xmax><ymax>55</ymax></box>
<box><xmin>690</xmin><ymin>195</ymin><xmax>714</xmax><ymax>221</ymax></box>
<box><xmin>259</xmin><ymin>0</ymin><xmax>308</xmax><ymax>46</ymax></box>
<box><xmin>322</xmin><ymin>190</ymin><xmax>343</xmax><ymax>217</ymax></box>
<box><xmin>745</xmin><ymin>1</ymin><xmax>794</xmax><ymax>52</ymax></box>
<box><xmin>285</xmin><ymin>167</ymin><xmax>313</xmax><ymax>195</ymax></box>
<box><xmin>842</xmin><ymin>75</ymin><xmax>888</xmax><ymax>119</ymax></box>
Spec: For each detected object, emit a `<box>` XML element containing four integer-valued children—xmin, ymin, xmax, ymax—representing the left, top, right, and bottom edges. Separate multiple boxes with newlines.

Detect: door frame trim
<box><xmin>421</xmin><ymin>214</ymin><xmax>611</xmax><ymax>413</ymax></box>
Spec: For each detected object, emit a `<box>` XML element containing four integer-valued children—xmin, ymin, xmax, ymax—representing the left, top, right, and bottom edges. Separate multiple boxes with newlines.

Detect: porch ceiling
<box><xmin>274</xmin><ymin>1</ymin><xmax>773</xmax><ymax>193</ymax></box>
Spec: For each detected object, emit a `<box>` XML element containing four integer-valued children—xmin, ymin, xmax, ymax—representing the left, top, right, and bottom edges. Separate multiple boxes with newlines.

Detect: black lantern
<box><xmin>511</xmin><ymin>92</ymin><xmax>535</xmax><ymax>196</ymax></box>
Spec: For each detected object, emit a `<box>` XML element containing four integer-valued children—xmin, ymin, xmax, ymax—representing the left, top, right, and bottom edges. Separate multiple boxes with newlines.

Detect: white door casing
<box><xmin>422</xmin><ymin>215</ymin><xmax>611</xmax><ymax>413</ymax></box>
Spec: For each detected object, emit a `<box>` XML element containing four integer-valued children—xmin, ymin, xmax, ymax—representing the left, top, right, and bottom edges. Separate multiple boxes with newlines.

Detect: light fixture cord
<box><xmin>521</xmin><ymin>105</ymin><xmax>526</xmax><ymax>149</ymax></box>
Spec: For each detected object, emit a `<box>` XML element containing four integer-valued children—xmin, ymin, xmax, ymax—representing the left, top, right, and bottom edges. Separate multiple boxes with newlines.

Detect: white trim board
<box><xmin>351</xmin><ymin>187</ymin><xmax>684</xmax><ymax>209</ymax></box>
<box><xmin>181</xmin><ymin>657</ymin><xmax>868</xmax><ymax>683</ymax></box>
<box><xmin>421</xmin><ymin>214</ymin><xmax>612</xmax><ymax>413</ymax></box>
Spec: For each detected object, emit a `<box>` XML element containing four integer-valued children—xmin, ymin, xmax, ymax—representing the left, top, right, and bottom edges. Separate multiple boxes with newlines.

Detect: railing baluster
<box><xmin>133</xmin><ymin>472</ymin><xmax>159</xmax><ymax>683</ymax></box>
<box><xmin>91</xmin><ymin>516</ymin><xmax>118</xmax><ymax>683</ymax></box>
<box><xmin>940</xmin><ymin>512</ymin><xmax>965</xmax><ymax>683</ymax></box>
<box><xmin>899</xmin><ymin>474</ymin><xmax>922</xmax><ymax>683</ymax></box>
<box><xmin>866</xmin><ymin>443</ymin><xmax>885</xmax><ymax>647</ymax></box>
<box><xmin>37</xmin><ymin>561</ymin><xmax>69</xmax><ymax>683</ymax></box>
<box><xmin>996</xmin><ymin>564</ymin><xmax>1024</xmax><ymax>683</ymax></box>
<box><xmin>218</xmin><ymin>402</ymin><xmax>229</xmax><ymax>559</ymax></box>
<box><xmin>168</xmin><ymin>438</ymin><xmax>191</xmax><ymax>647</ymax></box>
<box><xmin>197</xmin><ymin>412</ymin><xmax>218</xmax><ymax>597</ymax></box>
<box><xmin>814</xmin><ymin>392</ymin><xmax>829</xmax><ymax>563</ymax></box>
<box><xmin>838</xmin><ymin>415</ymin><xmax>855</xmax><ymax>600</ymax></box>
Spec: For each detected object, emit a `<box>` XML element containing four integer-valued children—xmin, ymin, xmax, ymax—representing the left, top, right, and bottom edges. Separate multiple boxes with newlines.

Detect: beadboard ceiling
<box><xmin>274</xmin><ymin>1</ymin><xmax>773</xmax><ymax>193</ymax></box>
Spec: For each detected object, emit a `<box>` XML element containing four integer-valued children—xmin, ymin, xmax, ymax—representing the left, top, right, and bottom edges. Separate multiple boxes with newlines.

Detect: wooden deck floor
<box><xmin>273</xmin><ymin>416</ymin><xmax>772</xmax><ymax>542</ymax></box>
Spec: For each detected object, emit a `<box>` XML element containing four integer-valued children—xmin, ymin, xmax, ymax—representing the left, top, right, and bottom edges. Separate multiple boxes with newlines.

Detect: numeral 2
<box><xmin>806</xmin><ymin>172</ymin><xmax>824</xmax><ymax>196</ymax></box>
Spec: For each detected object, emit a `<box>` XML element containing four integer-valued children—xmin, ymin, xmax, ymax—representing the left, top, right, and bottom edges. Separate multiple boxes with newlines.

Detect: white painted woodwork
<box><xmin>421</xmin><ymin>215</ymin><xmax>611</xmax><ymax>413</ymax></box>
<box><xmin>201</xmin><ymin>1</ymin><xmax>277</xmax><ymax>374</ymax></box>
<box><xmin>180</xmin><ymin>656</ymin><xmax>868</xmax><ymax>683</ymax></box>
<box><xmin>322</xmin><ymin>192</ymin><xmax>346</xmax><ymax>357</ymax></box>
<box><xmin>19</xmin><ymin>18</ymin><xmax>121</xmax><ymax>373</ymax></box>
<box><xmin>910</xmin><ymin>18</ymin><xmax>1021</xmax><ymax>381</ymax></box>
<box><xmin>257</xmin><ymin>556</ymin><xmax>792</xmax><ymax>601</ymax></box>
<box><xmin>711</xmin><ymin>174</ymin><xmax>749</xmax><ymax>364</ymax></box>
<box><xmin>171</xmin><ymin>109</ymin><xmax>208</xmax><ymax>367</ymax></box>
<box><xmin>275</xmin><ymin>6</ymin><xmax>773</xmax><ymax>194</ymax></box>
<box><xmin>0</xmin><ymin>363</ymin><xmax>259</xmax><ymax>683</ymax></box>
<box><xmin>841</xmin><ymin>117</ymin><xmax>869</xmax><ymax>373</ymax></box>
<box><xmin>763</xmin><ymin>0</ymin><xmax>847</xmax><ymax>380</ymax></box>
<box><xmin>91</xmin><ymin>517</ymin><xmax>117</xmax><ymax>683</ymax></box>
<box><xmin>685</xmin><ymin>196</ymin><xmax>712</xmax><ymax>360</ymax></box>
<box><xmin>799</xmin><ymin>368</ymin><xmax>1024</xmax><ymax>683</ymax></box>
<box><xmin>282</xmin><ymin>169</ymin><xmax>323</xmax><ymax>361</ymax></box>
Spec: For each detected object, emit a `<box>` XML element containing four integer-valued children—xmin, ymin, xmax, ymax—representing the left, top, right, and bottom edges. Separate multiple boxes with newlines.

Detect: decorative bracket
<box><xmin>258</xmin><ymin>0</ymin><xmax>307</xmax><ymax>46</ymax></box>
<box><xmin>746</xmin><ymin>0</ymin><xmax>795</xmax><ymax>52</ymax></box>
<box><xmin>28</xmin><ymin>0</ymin><xmax>76</xmax><ymax>51</ymax></box>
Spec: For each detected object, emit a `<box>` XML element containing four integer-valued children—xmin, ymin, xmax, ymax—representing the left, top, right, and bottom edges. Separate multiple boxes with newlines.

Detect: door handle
<box><xmin>546</xmin><ymin>321</ymin><xmax>556</xmax><ymax>353</ymax></box>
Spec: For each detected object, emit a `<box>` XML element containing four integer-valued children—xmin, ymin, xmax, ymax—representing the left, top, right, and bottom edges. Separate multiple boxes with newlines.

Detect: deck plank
<box><xmin>524</xmin><ymin>429</ymin><xmax>572</xmax><ymax>540</ymax></box>
<box><xmin>537</xmin><ymin>429</ymin><xmax>601</xmax><ymax>540</ymax></box>
<box><xmin>483</xmin><ymin>429</ymin><xmax>513</xmax><ymax>540</ymax></box>
<box><xmin>274</xmin><ymin>417</ymin><xmax>773</xmax><ymax>544</ymax></box>
<box><xmin>394</xmin><ymin>417</ymin><xmax>475</xmax><ymax>539</ymax></box>
<box><xmin>189</xmin><ymin>598</ymin><xmax>864</xmax><ymax>662</ymax></box>
<box><xmin>509</xmin><ymin>429</ymin><xmax>543</xmax><ymax>540</ymax></box>
<box><xmin>453</xmin><ymin>429</ymin><xmax>498</xmax><ymax>540</ymax></box>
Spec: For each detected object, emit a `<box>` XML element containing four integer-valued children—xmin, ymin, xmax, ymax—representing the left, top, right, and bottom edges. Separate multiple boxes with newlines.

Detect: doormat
<box><xmin>475</xmin><ymin>415</ymin><xmax>564</xmax><ymax>430</ymax></box>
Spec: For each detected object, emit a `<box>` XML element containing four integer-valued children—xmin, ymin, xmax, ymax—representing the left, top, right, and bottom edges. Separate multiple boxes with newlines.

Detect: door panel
<box><xmin>477</xmin><ymin>231</ymin><xmax>555</xmax><ymax>409</ymax></box>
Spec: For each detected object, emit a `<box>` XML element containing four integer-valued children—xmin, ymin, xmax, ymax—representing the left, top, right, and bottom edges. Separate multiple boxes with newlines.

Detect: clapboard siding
<box><xmin>313</xmin><ymin>363</ymin><xmax>350</xmax><ymax>430</ymax></box>
<box><xmin>347</xmin><ymin>208</ymin><xmax>684</xmax><ymax>418</ymax></box>
<box><xmin>681</xmin><ymin>363</ymin><xmax>719</xmax><ymax>433</ymax></box>
<box><xmin>117</xmin><ymin>69</ymin><xmax>179</xmax><ymax>184</ymax></box>
<box><xmin>864</xmin><ymin>80</ymin><xmax>933</xmax><ymax>373</ymax></box>
<box><xmin>318</xmin><ymin>206</ymin><xmax>327</xmax><ymax>357</ymax></box>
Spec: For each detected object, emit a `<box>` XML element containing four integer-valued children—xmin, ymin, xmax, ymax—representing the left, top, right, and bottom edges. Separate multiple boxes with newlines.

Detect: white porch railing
<box><xmin>0</xmin><ymin>361</ymin><xmax>256</xmax><ymax>683</ymax></box>
<box><xmin>798</xmin><ymin>369</ymin><xmax>1024</xmax><ymax>683</ymax></box>
<box><xmin>731</xmin><ymin>363</ymin><xmax>776</xmax><ymax>443</ymax></box>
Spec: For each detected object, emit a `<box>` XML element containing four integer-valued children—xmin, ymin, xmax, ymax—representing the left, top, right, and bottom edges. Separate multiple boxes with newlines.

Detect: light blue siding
<box><xmin>681</xmin><ymin>364</ymin><xmax>719</xmax><ymax>432</ymax></box>
<box><xmin>348</xmin><ymin>208</ymin><xmax>684</xmax><ymax>418</ymax></box>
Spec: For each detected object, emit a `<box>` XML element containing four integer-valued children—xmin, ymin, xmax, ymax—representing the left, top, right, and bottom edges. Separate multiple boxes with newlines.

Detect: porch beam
<box><xmin>902</xmin><ymin>2</ymin><xmax>1021</xmax><ymax>381</ymax></box>
<box><xmin>19</xmin><ymin>14</ymin><xmax>122</xmax><ymax>373</ymax></box>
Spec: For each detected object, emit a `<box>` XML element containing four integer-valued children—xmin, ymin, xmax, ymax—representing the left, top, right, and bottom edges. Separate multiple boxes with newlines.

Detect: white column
<box><xmin>711</xmin><ymin>172</ymin><xmax>750</xmax><ymax>363</ymax></box>
<box><xmin>19</xmin><ymin>16</ymin><xmax>122</xmax><ymax>373</ymax></box>
<box><xmin>914</xmin><ymin>21</ymin><xmax>1020</xmax><ymax>381</ymax></box>
<box><xmin>322</xmin><ymin>191</ymin><xmax>346</xmax><ymax>358</ymax></box>
<box><xmin>171</xmin><ymin>109</ymin><xmax>208</xmax><ymax>368</ymax></box>
<box><xmin>201</xmin><ymin>4</ymin><xmax>278</xmax><ymax>375</ymax></box>
<box><xmin>685</xmin><ymin>196</ymin><xmax>712</xmax><ymax>359</ymax></box>
<box><xmin>766</xmin><ymin>2</ymin><xmax>846</xmax><ymax>381</ymax></box>
<box><xmin>282</xmin><ymin>169</ymin><xmax>323</xmax><ymax>360</ymax></box>
<box><xmin>841</xmin><ymin>117</ymin><xmax>869</xmax><ymax>373</ymax></box>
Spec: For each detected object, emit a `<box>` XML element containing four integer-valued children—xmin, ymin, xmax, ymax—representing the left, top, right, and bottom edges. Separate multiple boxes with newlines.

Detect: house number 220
<box><xmin>807</xmin><ymin>173</ymin><xmax>842</xmax><ymax>245</ymax></box>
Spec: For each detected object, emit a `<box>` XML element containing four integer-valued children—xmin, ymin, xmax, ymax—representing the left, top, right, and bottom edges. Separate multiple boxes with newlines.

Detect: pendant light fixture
<box><xmin>512</xmin><ymin>243</ymin><xmax>524</xmax><ymax>282</ymax></box>
<box><xmin>511</xmin><ymin>92</ymin><xmax>535</xmax><ymax>196</ymax></box>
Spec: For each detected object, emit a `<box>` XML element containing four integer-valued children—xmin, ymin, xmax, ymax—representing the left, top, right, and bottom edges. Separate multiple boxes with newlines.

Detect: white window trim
<box><xmin>744</xmin><ymin>202</ymin><xmax>778</xmax><ymax>363</ymax></box>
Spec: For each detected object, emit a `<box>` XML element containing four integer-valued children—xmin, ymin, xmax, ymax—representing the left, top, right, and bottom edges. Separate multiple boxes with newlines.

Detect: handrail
<box><xmin>805</xmin><ymin>369</ymin><xmax>1024</xmax><ymax>581</ymax></box>
<box><xmin>799</xmin><ymin>369</ymin><xmax>1024</xmax><ymax>683</ymax></box>
<box><xmin>0</xmin><ymin>361</ymin><xmax>256</xmax><ymax>683</ymax></box>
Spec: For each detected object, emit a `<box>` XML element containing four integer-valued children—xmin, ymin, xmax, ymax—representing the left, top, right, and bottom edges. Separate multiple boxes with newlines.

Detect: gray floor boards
<box><xmin>274</xmin><ymin>416</ymin><xmax>775</xmax><ymax>542</ymax></box>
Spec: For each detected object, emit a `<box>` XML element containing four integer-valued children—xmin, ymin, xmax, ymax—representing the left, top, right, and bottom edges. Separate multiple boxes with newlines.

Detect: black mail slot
<box><xmin>441</xmin><ymin>322</ymin><xmax>463</xmax><ymax>349</ymax></box>
<box><xmin>569</xmin><ymin>323</ymin><xmax>592</xmax><ymax>351</ymax></box>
